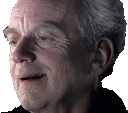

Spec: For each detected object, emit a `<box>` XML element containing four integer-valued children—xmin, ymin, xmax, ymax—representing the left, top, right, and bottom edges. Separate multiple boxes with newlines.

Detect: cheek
<box><xmin>48</xmin><ymin>60</ymin><xmax>75</xmax><ymax>93</ymax></box>
<box><xmin>9</xmin><ymin>55</ymin><xmax>13</xmax><ymax>73</ymax></box>
<box><xmin>43</xmin><ymin>49</ymin><xmax>71</xmax><ymax>75</ymax></box>
<box><xmin>53</xmin><ymin>59</ymin><xmax>77</xmax><ymax>85</ymax></box>
<box><xmin>9</xmin><ymin>54</ymin><xmax>16</xmax><ymax>77</ymax></box>
<box><xmin>39</xmin><ymin>47</ymin><xmax>70</xmax><ymax>69</ymax></box>
<box><xmin>50</xmin><ymin>54</ymin><xmax>71</xmax><ymax>74</ymax></box>
<box><xmin>44</xmin><ymin>48</ymin><xmax>79</xmax><ymax>78</ymax></box>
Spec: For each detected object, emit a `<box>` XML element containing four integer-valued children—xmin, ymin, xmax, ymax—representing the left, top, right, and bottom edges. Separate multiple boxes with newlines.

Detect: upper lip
<box><xmin>18</xmin><ymin>73</ymin><xmax>46</xmax><ymax>79</ymax></box>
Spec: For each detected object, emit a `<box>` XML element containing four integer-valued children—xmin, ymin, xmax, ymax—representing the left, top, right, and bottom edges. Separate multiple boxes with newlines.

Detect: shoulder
<box><xmin>89</xmin><ymin>87</ymin><xmax>127</xmax><ymax>113</ymax></box>
<box><xmin>1</xmin><ymin>106</ymin><xmax>30</xmax><ymax>113</ymax></box>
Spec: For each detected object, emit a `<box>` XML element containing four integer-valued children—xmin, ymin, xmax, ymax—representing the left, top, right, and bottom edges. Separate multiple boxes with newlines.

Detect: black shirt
<box><xmin>88</xmin><ymin>86</ymin><xmax>127</xmax><ymax>113</ymax></box>
<box><xmin>2</xmin><ymin>87</ymin><xmax>127</xmax><ymax>113</ymax></box>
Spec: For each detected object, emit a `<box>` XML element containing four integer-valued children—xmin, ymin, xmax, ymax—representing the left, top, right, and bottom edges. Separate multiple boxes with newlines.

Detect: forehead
<box><xmin>11</xmin><ymin>0</ymin><xmax>69</xmax><ymax>18</ymax></box>
<box><xmin>9</xmin><ymin>0</ymin><xmax>74</xmax><ymax>29</ymax></box>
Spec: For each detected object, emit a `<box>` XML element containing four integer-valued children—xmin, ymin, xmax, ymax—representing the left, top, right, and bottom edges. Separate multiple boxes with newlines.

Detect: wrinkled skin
<box><xmin>5</xmin><ymin>0</ymin><xmax>99</xmax><ymax>113</ymax></box>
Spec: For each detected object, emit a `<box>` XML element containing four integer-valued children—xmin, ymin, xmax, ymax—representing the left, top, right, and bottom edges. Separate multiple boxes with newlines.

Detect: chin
<box><xmin>21</xmin><ymin>98</ymin><xmax>48</xmax><ymax>112</ymax></box>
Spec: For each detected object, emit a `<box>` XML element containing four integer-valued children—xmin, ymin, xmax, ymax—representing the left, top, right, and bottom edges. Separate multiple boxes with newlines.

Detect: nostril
<box><xmin>21</xmin><ymin>59</ymin><xmax>28</xmax><ymax>63</ymax></box>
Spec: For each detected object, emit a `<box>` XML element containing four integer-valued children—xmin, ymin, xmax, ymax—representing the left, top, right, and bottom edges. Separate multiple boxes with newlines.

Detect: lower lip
<box><xmin>20</xmin><ymin>75</ymin><xmax>46</xmax><ymax>84</ymax></box>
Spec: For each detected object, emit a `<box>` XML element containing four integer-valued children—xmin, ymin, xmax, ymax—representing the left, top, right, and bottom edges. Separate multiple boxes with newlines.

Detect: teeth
<box><xmin>31</xmin><ymin>73</ymin><xmax>46</xmax><ymax>79</ymax></box>
<box><xmin>36</xmin><ymin>73</ymin><xmax>45</xmax><ymax>76</ymax></box>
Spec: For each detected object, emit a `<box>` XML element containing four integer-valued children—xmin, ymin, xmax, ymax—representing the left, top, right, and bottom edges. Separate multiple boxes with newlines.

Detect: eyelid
<box><xmin>36</xmin><ymin>29</ymin><xmax>65</xmax><ymax>39</ymax></box>
<box><xmin>7</xmin><ymin>34</ymin><xmax>20</xmax><ymax>43</ymax></box>
<box><xmin>36</xmin><ymin>31</ymin><xmax>53</xmax><ymax>39</ymax></box>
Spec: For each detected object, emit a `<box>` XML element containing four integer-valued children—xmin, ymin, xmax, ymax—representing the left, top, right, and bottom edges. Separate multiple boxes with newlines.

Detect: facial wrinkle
<box><xmin>56</xmin><ymin>38</ymin><xmax>74</xmax><ymax>56</ymax></box>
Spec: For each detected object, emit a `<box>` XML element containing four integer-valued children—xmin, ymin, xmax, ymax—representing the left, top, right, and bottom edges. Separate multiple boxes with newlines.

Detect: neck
<box><xmin>49</xmin><ymin>92</ymin><xmax>91</xmax><ymax>113</ymax></box>
<box><xmin>61</xmin><ymin>91</ymin><xmax>91</xmax><ymax>113</ymax></box>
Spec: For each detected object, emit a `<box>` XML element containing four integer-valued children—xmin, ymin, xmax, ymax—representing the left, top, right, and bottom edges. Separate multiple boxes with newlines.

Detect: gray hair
<box><xmin>75</xmin><ymin>0</ymin><xmax>127</xmax><ymax>81</ymax></box>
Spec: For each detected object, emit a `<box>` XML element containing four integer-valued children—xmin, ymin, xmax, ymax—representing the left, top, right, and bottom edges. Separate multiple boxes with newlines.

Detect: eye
<box><xmin>36</xmin><ymin>35</ymin><xmax>56</xmax><ymax>48</ymax></box>
<box><xmin>40</xmin><ymin>36</ymin><xmax>48</xmax><ymax>41</ymax></box>
<box><xmin>12</xmin><ymin>40</ymin><xmax>17</xmax><ymax>44</ymax></box>
<box><xmin>10</xmin><ymin>40</ymin><xmax>17</xmax><ymax>46</ymax></box>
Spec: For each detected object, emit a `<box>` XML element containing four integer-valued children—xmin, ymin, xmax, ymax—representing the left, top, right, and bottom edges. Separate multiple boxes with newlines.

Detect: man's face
<box><xmin>5</xmin><ymin>0</ymin><xmax>94</xmax><ymax>111</ymax></box>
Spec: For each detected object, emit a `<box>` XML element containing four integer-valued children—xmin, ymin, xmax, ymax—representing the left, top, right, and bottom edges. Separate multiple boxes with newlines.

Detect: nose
<box><xmin>11</xmin><ymin>37</ymin><xmax>35</xmax><ymax>63</ymax></box>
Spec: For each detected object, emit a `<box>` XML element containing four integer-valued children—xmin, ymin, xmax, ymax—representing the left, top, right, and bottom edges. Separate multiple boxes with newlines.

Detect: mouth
<box><xmin>21</xmin><ymin>73</ymin><xmax>46</xmax><ymax>80</ymax></box>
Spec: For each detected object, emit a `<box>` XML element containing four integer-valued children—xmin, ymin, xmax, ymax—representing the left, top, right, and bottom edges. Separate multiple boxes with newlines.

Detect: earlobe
<box><xmin>89</xmin><ymin>37</ymin><xmax>114</xmax><ymax>76</ymax></box>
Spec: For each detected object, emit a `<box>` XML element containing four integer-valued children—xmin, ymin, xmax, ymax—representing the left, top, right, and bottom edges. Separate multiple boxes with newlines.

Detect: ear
<box><xmin>89</xmin><ymin>37</ymin><xmax>114</xmax><ymax>76</ymax></box>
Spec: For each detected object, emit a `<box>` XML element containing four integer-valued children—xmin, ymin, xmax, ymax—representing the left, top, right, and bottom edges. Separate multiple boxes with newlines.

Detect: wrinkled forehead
<box><xmin>12</xmin><ymin>0</ymin><xmax>69</xmax><ymax>14</ymax></box>
<box><xmin>10</xmin><ymin>0</ymin><xmax>74</xmax><ymax>25</ymax></box>
<box><xmin>9</xmin><ymin>0</ymin><xmax>79</xmax><ymax>37</ymax></box>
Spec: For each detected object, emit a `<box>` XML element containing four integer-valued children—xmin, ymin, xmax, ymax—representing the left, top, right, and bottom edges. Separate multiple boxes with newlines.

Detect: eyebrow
<box><xmin>3</xmin><ymin>22</ymin><xmax>65</xmax><ymax>38</ymax></box>
<box><xmin>3</xmin><ymin>26</ymin><xmax>19</xmax><ymax>38</ymax></box>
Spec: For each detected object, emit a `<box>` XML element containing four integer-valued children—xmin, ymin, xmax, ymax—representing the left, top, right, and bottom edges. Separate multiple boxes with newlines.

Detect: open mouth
<box><xmin>21</xmin><ymin>73</ymin><xmax>46</xmax><ymax>80</ymax></box>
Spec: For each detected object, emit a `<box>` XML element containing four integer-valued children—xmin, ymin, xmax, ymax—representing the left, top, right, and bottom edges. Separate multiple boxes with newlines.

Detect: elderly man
<box><xmin>3</xmin><ymin>0</ymin><xmax>127</xmax><ymax>113</ymax></box>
